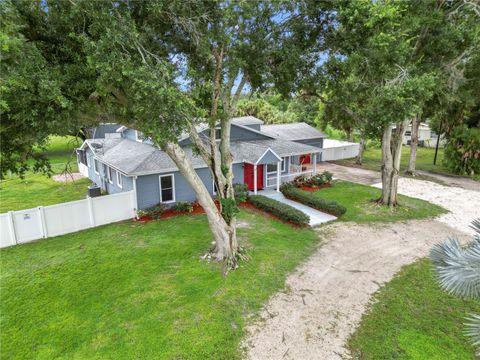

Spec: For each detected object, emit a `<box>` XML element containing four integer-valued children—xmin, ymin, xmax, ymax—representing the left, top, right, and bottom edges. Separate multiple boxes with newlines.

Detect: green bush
<box><xmin>280</xmin><ymin>183</ymin><xmax>346</xmax><ymax>216</ymax></box>
<box><xmin>308</xmin><ymin>171</ymin><xmax>333</xmax><ymax>186</ymax></box>
<box><xmin>141</xmin><ymin>203</ymin><xmax>166</xmax><ymax>219</ymax></box>
<box><xmin>233</xmin><ymin>183</ymin><xmax>249</xmax><ymax>204</ymax></box>
<box><xmin>443</xmin><ymin>126</ymin><xmax>480</xmax><ymax>176</ymax></box>
<box><xmin>172</xmin><ymin>201</ymin><xmax>194</xmax><ymax>213</ymax></box>
<box><xmin>249</xmin><ymin>195</ymin><xmax>310</xmax><ymax>226</ymax></box>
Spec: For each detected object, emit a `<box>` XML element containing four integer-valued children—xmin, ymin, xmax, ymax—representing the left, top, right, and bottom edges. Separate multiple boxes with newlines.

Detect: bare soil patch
<box><xmin>52</xmin><ymin>172</ymin><xmax>85</xmax><ymax>183</ymax></box>
<box><xmin>242</xmin><ymin>220</ymin><xmax>469</xmax><ymax>360</ymax></box>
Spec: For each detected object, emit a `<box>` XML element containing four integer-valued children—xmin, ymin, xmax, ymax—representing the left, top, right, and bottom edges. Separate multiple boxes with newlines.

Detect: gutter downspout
<box><xmin>132</xmin><ymin>176</ymin><xmax>139</xmax><ymax>218</ymax></box>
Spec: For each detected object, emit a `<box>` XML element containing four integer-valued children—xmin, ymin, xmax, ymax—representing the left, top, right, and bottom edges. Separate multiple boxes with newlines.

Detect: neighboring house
<box><xmin>76</xmin><ymin>117</ymin><xmax>330</xmax><ymax>210</ymax></box>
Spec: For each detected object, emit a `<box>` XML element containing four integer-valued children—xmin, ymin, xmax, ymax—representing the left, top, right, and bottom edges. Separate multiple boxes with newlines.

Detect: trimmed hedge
<box><xmin>249</xmin><ymin>195</ymin><xmax>310</xmax><ymax>226</ymax></box>
<box><xmin>280</xmin><ymin>183</ymin><xmax>347</xmax><ymax>216</ymax></box>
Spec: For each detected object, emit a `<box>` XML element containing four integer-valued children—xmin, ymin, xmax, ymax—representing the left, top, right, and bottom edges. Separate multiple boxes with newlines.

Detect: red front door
<box><xmin>244</xmin><ymin>163</ymin><xmax>264</xmax><ymax>191</ymax></box>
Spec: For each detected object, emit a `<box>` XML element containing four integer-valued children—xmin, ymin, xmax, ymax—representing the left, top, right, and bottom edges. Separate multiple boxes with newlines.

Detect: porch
<box><xmin>243</xmin><ymin>147</ymin><xmax>321</xmax><ymax>194</ymax></box>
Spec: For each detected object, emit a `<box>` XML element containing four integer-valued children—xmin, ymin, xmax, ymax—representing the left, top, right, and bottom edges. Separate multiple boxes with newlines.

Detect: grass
<box><xmin>349</xmin><ymin>259</ymin><xmax>480</xmax><ymax>359</ymax></box>
<box><xmin>0</xmin><ymin>210</ymin><xmax>321</xmax><ymax>359</ymax></box>
<box><xmin>0</xmin><ymin>136</ymin><xmax>91</xmax><ymax>213</ymax></box>
<box><xmin>312</xmin><ymin>181</ymin><xmax>446</xmax><ymax>223</ymax></box>
<box><xmin>335</xmin><ymin>145</ymin><xmax>480</xmax><ymax>180</ymax></box>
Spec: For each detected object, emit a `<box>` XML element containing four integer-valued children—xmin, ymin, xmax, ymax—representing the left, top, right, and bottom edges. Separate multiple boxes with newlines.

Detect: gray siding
<box><xmin>85</xmin><ymin>147</ymin><xmax>133</xmax><ymax>194</ymax></box>
<box><xmin>179</xmin><ymin>124</ymin><xmax>270</xmax><ymax>146</ymax></box>
<box><xmin>257</xmin><ymin>150</ymin><xmax>281</xmax><ymax>165</ymax></box>
<box><xmin>135</xmin><ymin>163</ymin><xmax>244</xmax><ymax>210</ymax></box>
<box><xmin>294</xmin><ymin>138</ymin><xmax>324</xmax><ymax>149</ymax></box>
<box><xmin>92</xmin><ymin>124</ymin><xmax>122</xmax><ymax>139</ymax></box>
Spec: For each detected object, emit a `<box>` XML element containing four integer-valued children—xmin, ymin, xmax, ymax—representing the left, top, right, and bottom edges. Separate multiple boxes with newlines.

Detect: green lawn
<box><xmin>335</xmin><ymin>145</ymin><xmax>478</xmax><ymax>179</ymax></box>
<box><xmin>312</xmin><ymin>181</ymin><xmax>446</xmax><ymax>223</ymax></box>
<box><xmin>0</xmin><ymin>210</ymin><xmax>321</xmax><ymax>359</ymax></box>
<box><xmin>0</xmin><ymin>136</ymin><xmax>91</xmax><ymax>212</ymax></box>
<box><xmin>349</xmin><ymin>259</ymin><xmax>480</xmax><ymax>359</ymax></box>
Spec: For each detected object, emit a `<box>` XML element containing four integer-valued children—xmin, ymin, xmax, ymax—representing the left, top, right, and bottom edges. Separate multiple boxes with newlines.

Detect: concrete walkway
<box><xmin>260</xmin><ymin>190</ymin><xmax>337</xmax><ymax>226</ymax></box>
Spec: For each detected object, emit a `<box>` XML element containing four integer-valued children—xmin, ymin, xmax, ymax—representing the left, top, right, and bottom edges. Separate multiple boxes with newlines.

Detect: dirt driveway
<box><xmin>243</xmin><ymin>164</ymin><xmax>479</xmax><ymax>359</ymax></box>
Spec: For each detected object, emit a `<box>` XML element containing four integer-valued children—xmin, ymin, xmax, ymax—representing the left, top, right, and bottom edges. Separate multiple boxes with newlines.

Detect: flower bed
<box><xmin>248</xmin><ymin>195</ymin><xmax>310</xmax><ymax>226</ymax></box>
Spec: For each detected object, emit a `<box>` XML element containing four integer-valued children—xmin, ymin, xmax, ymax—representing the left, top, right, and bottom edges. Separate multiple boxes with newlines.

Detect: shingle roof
<box><xmin>231</xmin><ymin>116</ymin><xmax>264</xmax><ymax>126</ymax></box>
<box><xmin>261</xmin><ymin>123</ymin><xmax>326</xmax><ymax>140</ymax></box>
<box><xmin>85</xmin><ymin>137</ymin><xmax>320</xmax><ymax>176</ymax></box>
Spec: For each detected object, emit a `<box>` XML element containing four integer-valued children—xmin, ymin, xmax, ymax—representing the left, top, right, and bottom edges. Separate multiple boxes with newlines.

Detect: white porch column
<box><xmin>253</xmin><ymin>164</ymin><xmax>258</xmax><ymax>195</ymax></box>
<box><xmin>276</xmin><ymin>161</ymin><xmax>281</xmax><ymax>192</ymax></box>
<box><xmin>313</xmin><ymin>153</ymin><xmax>317</xmax><ymax>174</ymax></box>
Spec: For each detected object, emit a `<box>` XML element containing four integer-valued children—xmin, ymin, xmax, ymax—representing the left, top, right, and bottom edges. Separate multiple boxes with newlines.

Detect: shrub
<box><xmin>249</xmin><ymin>195</ymin><xmax>310</xmax><ymax>226</ymax></box>
<box><xmin>143</xmin><ymin>203</ymin><xmax>166</xmax><ymax>219</ymax></box>
<box><xmin>307</xmin><ymin>171</ymin><xmax>333</xmax><ymax>186</ymax></box>
<box><xmin>280</xmin><ymin>184</ymin><xmax>346</xmax><ymax>216</ymax></box>
<box><xmin>172</xmin><ymin>201</ymin><xmax>194</xmax><ymax>213</ymax></box>
<box><xmin>443</xmin><ymin>126</ymin><xmax>480</xmax><ymax>176</ymax></box>
<box><xmin>233</xmin><ymin>183</ymin><xmax>249</xmax><ymax>204</ymax></box>
<box><xmin>292</xmin><ymin>175</ymin><xmax>309</xmax><ymax>187</ymax></box>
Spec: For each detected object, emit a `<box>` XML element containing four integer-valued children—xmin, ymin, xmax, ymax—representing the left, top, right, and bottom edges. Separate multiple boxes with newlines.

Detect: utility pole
<box><xmin>433</xmin><ymin>120</ymin><xmax>443</xmax><ymax>165</ymax></box>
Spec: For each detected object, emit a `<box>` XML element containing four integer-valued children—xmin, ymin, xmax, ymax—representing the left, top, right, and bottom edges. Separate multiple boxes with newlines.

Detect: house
<box><xmin>76</xmin><ymin>117</ymin><xmax>328</xmax><ymax>210</ymax></box>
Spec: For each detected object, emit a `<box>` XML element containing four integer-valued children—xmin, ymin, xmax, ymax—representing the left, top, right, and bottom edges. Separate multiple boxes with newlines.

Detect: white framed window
<box><xmin>266</xmin><ymin>158</ymin><xmax>285</xmax><ymax>174</ymax></box>
<box><xmin>107</xmin><ymin>167</ymin><xmax>113</xmax><ymax>184</ymax></box>
<box><xmin>86</xmin><ymin>155</ymin><xmax>91</xmax><ymax>168</ymax></box>
<box><xmin>135</xmin><ymin>130</ymin><xmax>147</xmax><ymax>142</ymax></box>
<box><xmin>94</xmin><ymin>159</ymin><xmax>100</xmax><ymax>175</ymax></box>
<box><xmin>159</xmin><ymin>174</ymin><xmax>175</xmax><ymax>203</ymax></box>
<box><xmin>212</xmin><ymin>179</ymin><xmax>218</xmax><ymax>195</ymax></box>
<box><xmin>281</xmin><ymin>157</ymin><xmax>286</xmax><ymax>172</ymax></box>
<box><xmin>116</xmin><ymin>171</ymin><xmax>123</xmax><ymax>188</ymax></box>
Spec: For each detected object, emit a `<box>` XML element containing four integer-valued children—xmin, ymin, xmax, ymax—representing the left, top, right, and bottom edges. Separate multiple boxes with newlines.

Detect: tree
<box><xmin>10</xmin><ymin>0</ymin><xmax>305</xmax><ymax>267</ymax></box>
<box><xmin>293</xmin><ymin>0</ymin><xmax>478</xmax><ymax>205</ymax></box>
<box><xmin>430</xmin><ymin>219</ymin><xmax>480</xmax><ymax>356</ymax></box>
<box><xmin>0</xmin><ymin>1</ymin><xmax>98</xmax><ymax>178</ymax></box>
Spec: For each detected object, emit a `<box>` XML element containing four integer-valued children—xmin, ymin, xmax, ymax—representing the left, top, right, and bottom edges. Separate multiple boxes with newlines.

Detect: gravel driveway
<box><xmin>243</xmin><ymin>167</ymin><xmax>479</xmax><ymax>359</ymax></box>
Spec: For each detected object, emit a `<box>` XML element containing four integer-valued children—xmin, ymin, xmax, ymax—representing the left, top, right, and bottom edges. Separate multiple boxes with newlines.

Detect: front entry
<box><xmin>244</xmin><ymin>163</ymin><xmax>264</xmax><ymax>191</ymax></box>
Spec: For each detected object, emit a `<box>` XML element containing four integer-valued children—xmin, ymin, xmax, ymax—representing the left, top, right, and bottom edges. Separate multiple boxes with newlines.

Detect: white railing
<box><xmin>0</xmin><ymin>191</ymin><xmax>136</xmax><ymax>248</ymax></box>
<box><xmin>266</xmin><ymin>169</ymin><xmax>314</xmax><ymax>188</ymax></box>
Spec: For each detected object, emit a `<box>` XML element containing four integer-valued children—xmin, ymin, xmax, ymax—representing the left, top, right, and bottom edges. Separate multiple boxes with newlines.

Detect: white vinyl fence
<box><xmin>320</xmin><ymin>140</ymin><xmax>360</xmax><ymax>161</ymax></box>
<box><xmin>0</xmin><ymin>191</ymin><xmax>136</xmax><ymax>248</ymax></box>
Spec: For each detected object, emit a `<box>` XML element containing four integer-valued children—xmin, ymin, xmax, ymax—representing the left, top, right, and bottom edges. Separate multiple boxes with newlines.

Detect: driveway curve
<box><xmin>243</xmin><ymin>167</ymin><xmax>479</xmax><ymax>359</ymax></box>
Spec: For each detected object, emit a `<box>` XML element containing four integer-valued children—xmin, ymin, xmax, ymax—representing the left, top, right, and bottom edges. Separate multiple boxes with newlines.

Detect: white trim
<box><xmin>212</xmin><ymin>179</ymin><xmax>217</xmax><ymax>195</ymax></box>
<box><xmin>281</xmin><ymin>157</ymin><xmax>286</xmax><ymax>172</ymax></box>
<box><xmin>107</xmin><ymin>167</ymin><xmax>113</xmax><ymax>184</ymax></box>
<box><xmin>116</xmin><ymin>171</ymin><xmax>123</xmax><ymax>188</ymax></box>
<box><xmin>255</xmin><ymin>148</ymin><xmax>282</xmax><ymax>165</ymax></box>
<box><xmin>159</xmin><ymin>173</ymin><xmax>175</xmax><ymax>203</ymax></box>
<box><xmin>253</xmin><ymin>164</ymin><xmax>258</xmax><ymax>195</ymax></box>
<box><xmin>93</xmin><ymin>159</ymin><xmax>99</xmax><ymax>175</ymax></box>
<box><xmin>135</xmin><ymin>130</ymin><xmax>142</xmax><ymax>142</ymax></box>
<box><xmin>86</xmin><ymin>155</ymin><xmax>91</xmax><ymax>168</ymax></box>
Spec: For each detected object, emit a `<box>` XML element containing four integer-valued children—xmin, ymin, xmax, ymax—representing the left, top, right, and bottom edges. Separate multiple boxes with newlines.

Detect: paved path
<box><xmin>260</xmin><ymin>190</ymin><xmax>337</xmax><ymax>226</ymax></box>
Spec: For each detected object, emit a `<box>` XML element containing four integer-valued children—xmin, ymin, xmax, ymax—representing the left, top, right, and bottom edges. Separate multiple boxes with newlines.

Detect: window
<box><xmin>86</xmin><ymin>155</ymin><xmax>91</xmax><ymax>168</ymax></box>
<box><xmin>135</xmin><ymin>130</ymin><xmax>146</xmax><ymax>142</ymax></box>
<box><xmin>266</xmin><ymin>163</ymin><xmax>278</xmax><ymax>174</ymax></box>
<box><xmin>159</xmin><ymin>174</ymin><xmax>175</xmax><ymax>203</ymax></box>
<box><xmin>94</xmin><ymin>159</ymin><xmax>100</xmax><ymax>174</ymax></box>
<box><xmin>215</xmin><ymin>129</ymin><xmax>221</xmax><ymax>140</ymax></box>
<box><xmin>107</xmin><ymin>167</ymin><xmax>113</xmax><ymax>184</ymax></box>
<box><xmin>266</xmin><ymin>158</ymin><xmax>285</xmax><ymax>174</ymax></box>
<box><xmin>405</xmin><ymin>131</ymin><xmax>412</xmax><ymax>136</ymax></box>
<box><xmin>116</xmin><ymin>171</ymin><xmax>123</xmax><ymax>188</ymax></box>
<box><xmin>212</xmin><ymin>179</ymin><xmax>218</xmax><ymax>195</ymax></box>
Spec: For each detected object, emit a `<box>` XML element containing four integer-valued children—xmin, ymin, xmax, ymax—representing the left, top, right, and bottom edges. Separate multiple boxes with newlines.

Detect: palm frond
<box><xmin>471</xmin><ymin>218</ymin><xmax>480</xmax><ymax>242</ymax></box>
<box><xmin>465</xmin><ymin>313</ymin><xmax>480</xmax><ymax>357</ymax></box>
<box><xmin>430</xmin><ymin>236</ymin><xmax>480</xmax><ymax>299</ymax></box>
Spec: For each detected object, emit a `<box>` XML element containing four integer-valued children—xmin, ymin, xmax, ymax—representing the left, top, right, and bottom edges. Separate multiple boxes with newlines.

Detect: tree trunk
<box><xmin>378</xmin><ymin>120</ymin><xmax>408</xmax><ymax>206</ymax></box>
<box><xmin>163</xmin><ymin>142</ymin><xmax>237</xmax><ymax>261</ymax></box>
<box><xmin>406</xmin><ymin>114</ymin><xmax>421</xmax><ymax>175</ymax></box>
<box><xmin>355</xmin><ymin>132</ymin><xmax>366</xmax><ymax>165</ymax></box>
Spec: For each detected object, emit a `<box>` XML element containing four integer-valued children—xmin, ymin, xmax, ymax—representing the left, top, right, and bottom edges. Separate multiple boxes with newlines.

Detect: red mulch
<box><xmin>300</xmin><ymin>183</ymin><xmax>332</xmax><ymax>192</ymax></box>
<box><xmin>135</xmin><ymin>201</ymin><xmax>220</xmax><ymax>222</ymax></box>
